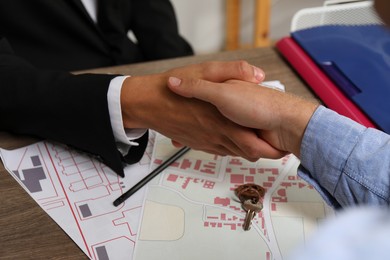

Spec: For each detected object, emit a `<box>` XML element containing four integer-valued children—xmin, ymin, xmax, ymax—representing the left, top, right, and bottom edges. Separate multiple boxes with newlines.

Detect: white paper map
<box><xmin>0</xmin><ymin>80</ymin><xmax>291</xmax><ymax>260</ymax></box>
<box><xmin>134</xmin><ymin>134</ymin><xmax>333</xmax><ymax>260</ymax></box>
<box><xmin>0</xmin><ymin>132</ymin><xmax>155</xmax><ymax>260</ymax></box>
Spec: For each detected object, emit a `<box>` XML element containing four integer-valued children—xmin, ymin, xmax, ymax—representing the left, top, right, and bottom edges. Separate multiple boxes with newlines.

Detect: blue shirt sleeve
<box><xmin>297</xmin><ymin>106</ymin><xmax>390</xmax><ymax>208</ymax></box>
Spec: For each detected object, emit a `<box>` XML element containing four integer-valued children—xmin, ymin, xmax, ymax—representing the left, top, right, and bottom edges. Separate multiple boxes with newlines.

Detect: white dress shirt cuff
<box><xmin>107</xmin><ymin>76</ymin><xmax>148</xmax><ymax>155</ymax></box>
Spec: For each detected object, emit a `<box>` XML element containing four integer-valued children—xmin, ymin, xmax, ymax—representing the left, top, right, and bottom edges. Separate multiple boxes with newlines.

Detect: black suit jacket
<box><xmin>0</xmin><ymin>0</ymin><xmax>193</xmax><ymax>177</ymax></box>
<box><xmin>0</xmin><ymin>0</ymin><xmax>193</xmax><ymax>71</ymax></box>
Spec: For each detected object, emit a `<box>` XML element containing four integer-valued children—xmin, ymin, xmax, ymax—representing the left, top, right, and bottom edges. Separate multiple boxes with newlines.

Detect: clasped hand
<box><xmin>166</xmin><ymin>64</ymin><xmax>319</xmax><ymax>159</ymax></box>
<box><xmin>121</xmin><ymin>60</ymin><xmax>318</xmax><ymax>161</ymax></box>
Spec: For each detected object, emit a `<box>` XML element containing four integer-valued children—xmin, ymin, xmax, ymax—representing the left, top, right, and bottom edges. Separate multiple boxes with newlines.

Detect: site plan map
<box><xmin>134</xmin><ymin>134</ymin><xmax>333</xmax><ymax>260</ymax></box>
<box><xmin>0</xmin><ymin>133</ymin><xmax>155</xmax><ymax>260</ymax></box>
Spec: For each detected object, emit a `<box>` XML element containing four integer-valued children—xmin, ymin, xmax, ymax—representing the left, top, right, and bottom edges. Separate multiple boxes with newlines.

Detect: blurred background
<box><xmin>170</xmin><ymin>0</ymin><xmax>325</xmax><ymax>54</ymax></box>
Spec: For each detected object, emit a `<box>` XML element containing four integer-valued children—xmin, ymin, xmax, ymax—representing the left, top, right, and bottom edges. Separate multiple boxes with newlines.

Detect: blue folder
<box><xmin>292</xmin><ymin>24</ymin><xmax>390</xmax><ymax>134</ymax></box>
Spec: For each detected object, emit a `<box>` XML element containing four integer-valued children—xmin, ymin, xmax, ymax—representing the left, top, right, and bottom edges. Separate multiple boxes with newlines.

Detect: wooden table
<box><xmin>0</xmin><ymin>47</ymin><xmax>316</xmax><ymax>259</ymax></box>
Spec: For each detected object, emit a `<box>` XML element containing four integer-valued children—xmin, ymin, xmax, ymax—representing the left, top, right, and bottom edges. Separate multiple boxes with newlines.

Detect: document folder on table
<box><xmin>275</xmin><ymin>1</ymin><xmax>390</xmax><ymax>134</ymax></box>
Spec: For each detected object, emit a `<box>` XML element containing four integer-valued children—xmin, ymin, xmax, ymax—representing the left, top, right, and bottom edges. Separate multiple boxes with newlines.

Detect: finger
<box><xmin>171</xmin><ymin>139</ymin><xmax>184</xmax><ymax>148</ymax></box>
<box><xmin>167</xmin><ymin>130</ymin><xmax>239</xmax><ymax>158</ymax></box>
<box><xmin>172</xmin><ymin>131</ymin><xmax>251</xmax><ymax>159</ymax></box>
<box><xmin>229</xmin><ymin>128</ymin><xmax>287</xmax><ymax>160</ymax></box>
<box><xmin>167</xmin><ymin>76</ymin><xmax>221</xmax><ymax>104</ymax></box>
<box><xmin>173</xmin><ymin>141</ymin><xmax>235</xmax><ymax>158</ymax></box>
<box><xmin>200</xmin><ymin>146</ymin><xmax>232</xmax><ymax>157</ymax></box>
<box><xmin>197</xmin><ymin>123</ymin><xmax>285</xmax><ymax>161</ymax></box>
<box><xmin>202</xmin><ymin>61</ymin><xmax>265</xmax><ymax>83</ymax></box>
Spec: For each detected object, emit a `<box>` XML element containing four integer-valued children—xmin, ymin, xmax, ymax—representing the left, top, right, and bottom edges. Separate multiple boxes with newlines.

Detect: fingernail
<box><xmin>253</xmin><ymin>66</ymin><xmax>265</xmax><ymax>81</ymax></box>
<box><xmin>169</xmin><ymin>76</ymin><xmax>182</xmax><ymax>86</ymax></box>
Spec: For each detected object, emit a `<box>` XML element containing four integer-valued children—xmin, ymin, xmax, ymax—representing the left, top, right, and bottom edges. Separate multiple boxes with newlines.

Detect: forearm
<box><xmin>298</xmin><ymin>106</ymin><xmax>390</xmax><ymax>208</ymax></box>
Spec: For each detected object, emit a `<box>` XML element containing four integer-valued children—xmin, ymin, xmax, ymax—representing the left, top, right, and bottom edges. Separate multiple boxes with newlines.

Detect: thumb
<box><xmin>167</xmin><ymin>76</ymin><xmax>221</xmax><ymax>104</ymax></box>
<box><xmin>167</xmin><ymin>77</ymin><xmax>190</xmax><ymax>97</ymax></box>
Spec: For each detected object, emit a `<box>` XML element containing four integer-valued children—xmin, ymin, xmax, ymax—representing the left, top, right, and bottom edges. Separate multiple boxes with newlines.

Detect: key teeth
<box><xmin>243</xmin><ymin>220</ymin><xmax>252</xmax><ymax>231</ymax></box>
<box><xmin>242</xmin><ymin>199</ymin><xmax>263</xmax><ymax>231</ymax></box>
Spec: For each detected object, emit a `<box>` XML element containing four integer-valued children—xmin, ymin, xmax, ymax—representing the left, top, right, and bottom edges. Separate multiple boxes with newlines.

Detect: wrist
<box><xmin>120</xmin><ymin>75</ymin><xmax>159</xmax><ymax>129</ymax></box>
<box><xmin>121</xmin><ymin>73</ymin><xmax>176</xmax><ymax>130</ymax></box>
<box><xmin>280</xmin><ymin>96</ymin><xmax>319</xmax><ymax>158</ymax></box>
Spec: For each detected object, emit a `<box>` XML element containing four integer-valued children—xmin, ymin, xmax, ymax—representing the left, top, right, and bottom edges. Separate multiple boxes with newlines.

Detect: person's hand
<box><xmin>167</xmin><ymin>77</ymin><xmax>319</xmax><ymax>158</ymax></box>
<box><xmin>120</xmin><ymin>61</ymin><xmax>275</xmax><ymax>161</ymax></box>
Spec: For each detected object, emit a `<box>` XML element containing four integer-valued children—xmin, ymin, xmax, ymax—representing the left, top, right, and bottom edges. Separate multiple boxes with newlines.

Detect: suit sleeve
<box><xmin>0</xmin><ymin>37</ymin><xmax>147</xmax><ymax>177</ymax></box>
<box><xmin>130</xmin><ymin>0</ymin><xmax>194</xmax><ymax>60</ymax></box>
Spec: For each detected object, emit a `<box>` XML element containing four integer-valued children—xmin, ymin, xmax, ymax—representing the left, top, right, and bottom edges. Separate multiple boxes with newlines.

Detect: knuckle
<box><xmin>244</xmin><ymin>145</ymin><xmax>262</xmax><ymax>160</ymax></box>
<box><xmin>201</xmin><ymin>61</ymin><xmax>215</xmax><ymax>71</ymax></box>
<box><xmin>188</xmin><ymin>78</ymin><xmax>203</xmax><ymax>88</ymax></box>
<box><xmin>237</xmin><ymin>60</ymin><xmax>252</xmax><ymax>79</ymax></box>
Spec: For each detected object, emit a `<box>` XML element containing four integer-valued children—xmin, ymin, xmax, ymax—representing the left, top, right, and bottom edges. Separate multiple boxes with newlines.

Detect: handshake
<box><xmin>120</xmin><ymin>60</ymin><xmax>318</xmax><ymax>162</ymax></box>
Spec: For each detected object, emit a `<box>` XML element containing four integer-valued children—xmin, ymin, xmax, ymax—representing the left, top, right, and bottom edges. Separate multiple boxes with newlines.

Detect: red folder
<box><xmin>275</xmin><ymin>36</ymin><xmax>376</xmax><ymax>128</ymax></box>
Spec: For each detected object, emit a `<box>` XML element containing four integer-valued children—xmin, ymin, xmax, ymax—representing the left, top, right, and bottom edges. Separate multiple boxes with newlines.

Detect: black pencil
<box><xmin>113</xmin><ymin>146</ymin><xmax>191</xmax><ymax>207</ymax></box>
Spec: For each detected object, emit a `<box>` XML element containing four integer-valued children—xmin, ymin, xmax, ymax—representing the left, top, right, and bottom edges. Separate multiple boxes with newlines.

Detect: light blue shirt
<box><xmin>298</xmin><ymin>105</ymin><xmax>390</xmax><ymax>208</ymax></box>
<box><xmin>289</xmin><ymin>106</ymin><xmax>390</xmax><ymax>259</ymax></box>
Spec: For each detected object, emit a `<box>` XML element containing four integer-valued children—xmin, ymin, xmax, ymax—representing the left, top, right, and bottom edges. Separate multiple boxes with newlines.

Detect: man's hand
<box><xmin>120</xmin><ymin>61</ymin><xmax>277</xmax><ymax>161</ymax></box>
<box><xmin>167</xmin><ymin>76</ymin><xmax>319</xmax><ymax>158</ymax></box>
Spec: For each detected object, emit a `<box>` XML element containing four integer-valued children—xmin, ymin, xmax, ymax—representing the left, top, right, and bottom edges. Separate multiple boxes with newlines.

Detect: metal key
<box><xmin>242</xmin><ymin>199</ymin><xmax>263</xmax><ymax>231</ymax></box>
<box><xmin>235</xmin><ymin>183</ymin><xmax>265</xmax><ymax>204</ymax></box>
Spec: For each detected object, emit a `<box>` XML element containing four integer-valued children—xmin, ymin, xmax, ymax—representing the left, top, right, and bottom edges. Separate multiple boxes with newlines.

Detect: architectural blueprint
<box><xmin>0</xmin><ymin>132</ymin><xmax>155</xmax><ymax>260</ymax></box>
<box><xmin>134</xmin><ymin>134</ymin><xmax>334</xmax><ymax>260</ymax></box>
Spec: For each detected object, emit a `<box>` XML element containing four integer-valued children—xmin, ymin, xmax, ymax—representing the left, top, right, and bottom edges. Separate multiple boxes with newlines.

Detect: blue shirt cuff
<box><xmin>297</xmin><ymin>106</ymin><xmax>366</xmax><ymax>208</ymax></box>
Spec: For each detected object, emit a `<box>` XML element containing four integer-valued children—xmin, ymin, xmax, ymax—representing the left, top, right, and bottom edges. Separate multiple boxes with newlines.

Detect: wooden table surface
<box><xmin>0</xmin><ymin>47</ymin><xmax>317</xmax><ymax>259</ymax></box>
